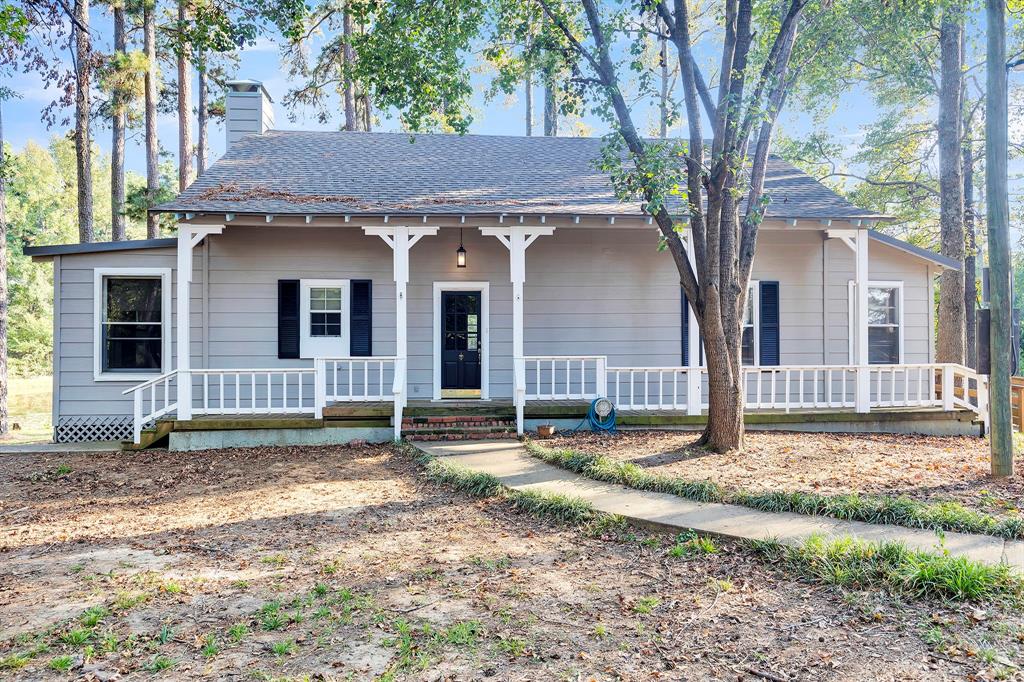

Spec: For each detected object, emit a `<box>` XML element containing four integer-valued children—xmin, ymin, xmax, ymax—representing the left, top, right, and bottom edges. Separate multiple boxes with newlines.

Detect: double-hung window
<box><xmin>94</xmin><ymin>268</ymin><xmax>171</xmax><ymax>380</ymax></box>
<box><xmin>299</xmin><ymin>279</ymin><xmax>350</xmax><ymax>358</ymax></box>
<box><xmin>849</xmin><ymin>281</ymin><xmax>903</xmax><ymax>364</ymax></box>
<box><xmin>741</xmin><ymin>284</ymin><xmax>759</xmax><ymax>366</ymax></box>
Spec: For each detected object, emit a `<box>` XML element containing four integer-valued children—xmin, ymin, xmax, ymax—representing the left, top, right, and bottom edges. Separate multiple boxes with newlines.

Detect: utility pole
<box><xmin>986</xmin><ymin>0</ymin><xmax>1013</xmax><ymax>477</ymax></box>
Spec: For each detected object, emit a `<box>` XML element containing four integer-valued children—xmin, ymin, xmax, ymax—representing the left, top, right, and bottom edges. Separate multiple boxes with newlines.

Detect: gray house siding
<box><xmin>50</xmin><ymin>225</ymin><xmax>937</xmax><ymax>439</ymax></box>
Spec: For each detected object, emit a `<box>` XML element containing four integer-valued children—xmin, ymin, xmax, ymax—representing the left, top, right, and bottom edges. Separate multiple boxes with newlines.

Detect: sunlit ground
<box><xmin>2</xmin><ymin>375</ymin><xmax>52</xmax><ymax>445</ymax></box>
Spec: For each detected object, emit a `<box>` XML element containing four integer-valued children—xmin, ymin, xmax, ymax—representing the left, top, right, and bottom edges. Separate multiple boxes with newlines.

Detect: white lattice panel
<box><xmin>55</xmin><ymin>416</ymin><xmax>134</xmax><ymax>443</ymax></box>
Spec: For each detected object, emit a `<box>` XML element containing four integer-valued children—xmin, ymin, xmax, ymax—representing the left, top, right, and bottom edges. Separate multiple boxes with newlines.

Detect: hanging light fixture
<box><xmin>456</xmin><ymin>228</ymin><xmax>467</xmax><ymax>268</ymax></box>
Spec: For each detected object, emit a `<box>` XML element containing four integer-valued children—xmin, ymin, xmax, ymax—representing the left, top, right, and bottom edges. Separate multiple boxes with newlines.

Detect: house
<box><xmin>25</xmin><ymin>80</ymin><xmax>987</xmax><ymax>449</ymax></box>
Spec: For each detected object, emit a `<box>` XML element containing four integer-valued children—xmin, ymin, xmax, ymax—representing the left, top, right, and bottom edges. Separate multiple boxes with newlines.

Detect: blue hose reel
<box><xmin>573</xmin><ymin>396</ymin><xmax>616</xmax><ymax>434</ymax></box>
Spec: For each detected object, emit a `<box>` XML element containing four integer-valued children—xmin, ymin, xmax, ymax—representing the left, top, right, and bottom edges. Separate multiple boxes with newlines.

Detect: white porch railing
<box><xmin>513</xmin><ymin>356</ymin><xmax>990</xmax><ymax>435</ymax></box>
<box><xmin>125</xmin><ymin>358</ymin><xmax>990</xmax><ymax>444</ymax></box>
<box><xmin>123</xmin><ymin>370</ymin><xmax>178</xmax><ymax>445</ymax></box>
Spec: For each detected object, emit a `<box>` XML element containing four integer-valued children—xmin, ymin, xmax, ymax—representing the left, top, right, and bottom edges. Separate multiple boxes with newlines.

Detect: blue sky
<box><xmin>3</xmin><ymin>19</ymin><xmax>878</xmax><ymax>176</ymax></box>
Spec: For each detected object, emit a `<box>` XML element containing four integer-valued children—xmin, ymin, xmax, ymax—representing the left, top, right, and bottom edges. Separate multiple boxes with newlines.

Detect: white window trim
<box><xmin>432</xmin><ymin>281</ymin><xmax>490</xmax><ymax>401</ymax></box>
<box><xmin>93</xmin><ymin>267</ymin><xmax>172</xmax><ymax>382</ymax></box>
<box><xmin>848</xmin><ymin>280</ymin><xmax>904</xmax><ymax>364</ymax></box>
<box><xmin>300</xmin><ymin>279</ymin><xmax>350</xmax><ymax>359</ymax></box>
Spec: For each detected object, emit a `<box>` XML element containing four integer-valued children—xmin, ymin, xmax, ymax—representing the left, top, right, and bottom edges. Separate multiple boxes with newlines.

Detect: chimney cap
<box><xmin>226</xmin><ymin>79</ymin><xmax>275</xmax><ymax>103</ymax></box>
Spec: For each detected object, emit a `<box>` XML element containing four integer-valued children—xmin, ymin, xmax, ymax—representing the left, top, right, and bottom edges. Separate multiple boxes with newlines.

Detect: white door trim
<box><xmin>433</xmin><ymin>281</ymin><xmax>490</xmax><ymax>401</ymax></box>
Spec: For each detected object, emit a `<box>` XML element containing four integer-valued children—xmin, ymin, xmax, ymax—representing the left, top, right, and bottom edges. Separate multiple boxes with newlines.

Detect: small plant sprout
<box><xmin>261</xmin><ymin>554</ymin><xmax>288</xmax><ymax>567</ymax></box>
<box><xmin>632</xmin><ymin>597</ymin><xmax>660</xmax><ymax>615</ymax></box>
<box><xmin>709</xmin><ymin>578</ymin><xmax>734</xmax><ymax>593</ymax></box>
<box><xmin>592</xmin><ymin>623</ymin><xmax>609</xmax><ymax>639</ymax></box>
<box><xmin>444</xmin><ymin>620</ymin><xmax>483</xmax><ymax>647</ymax></box>
<box><xmin>48</xmin><ymin>655</ymin><xmax>74</xmax><ymax>672</ymax></box>
<box><xmin>59</xmin><ymin>628</ymin><xmax>91</xmax><ymax>646</ymax></box>
<box><xmin>80</xmin><ymin>606</ymin><xmax>108</xmax><ymax>627</ymax></box>
<box><xmin>313</xmin><ymin>582</ymin><xmax>330</xmax><ymax>597</ymax></box>
<box><xmin>200</xmin><ymin>634</ymin><xmax>220</xmax><ymax>659</ymax></box>
<box><xmin>227</xmin><ymin>623</ymin><xmax>249</xmax><ymax>643</ymax></box>
<box><xmin>156</xmin><ymin>624</ymin><xmax>174</xmax><ymax>645</ymax></box>
<box><xmin>497</xmin><ymin>636</ymin><xmax>528</xmax><ymax>657</ymax></box>
<box><xmin>144</xmin><ymin>655</ymin><xmax>175</xmax><ymax>672</ymax></box>
<box><xmin>271</xmin><ymin>639</ymin><xmax>297</xmax><ymax>657</ymax></box>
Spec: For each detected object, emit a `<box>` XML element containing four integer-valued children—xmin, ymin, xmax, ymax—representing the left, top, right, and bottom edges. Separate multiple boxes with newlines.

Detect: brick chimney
<box><xmin>225</xmin><ymin>79</ymin><xmax>275</xmax><ymax>148</ymax></box>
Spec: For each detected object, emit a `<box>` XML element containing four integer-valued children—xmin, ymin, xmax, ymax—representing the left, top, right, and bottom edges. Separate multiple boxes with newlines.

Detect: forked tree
<box><xmin>352</xmin><ymin>0</ymin><xmax>823</xmax><ymax>451</ymax></box>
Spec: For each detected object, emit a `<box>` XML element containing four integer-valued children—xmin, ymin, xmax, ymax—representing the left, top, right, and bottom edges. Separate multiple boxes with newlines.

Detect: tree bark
<box><xmin>144</xmin><ymin>0</ymin><xmax>160</xmax><ymax>238</ymax></box>
<box><xmin>0</xmin><ymin>97</ymin><xmax>8</xmax><ymax>436</ymax></box>
<box><xmin>343</xmin><ymin>7</ymin><xmax>357</xmax><ymax>131</ymax></box>
<box><xmin>111</xmin><ymin>3</ymin><xmax>126</xmax><ymax>241</ymax></box>
<box><xmin>197</xmin><ymin>54</ymin><xmax>208</xmax><ymax>175</ymax></box>
<box><xmin>177</xmin><ymin>0</ymin><xmax>193</xmax><ymax>191</ymax></box>
<box><xmin>74</xmin><ymin>0</ymin><xmax>93</xmax><ymax>242</ymax></box>
<box><xmin>936</xmin><ymin>14</ymin><xmax>965</xmax><ymax>364</ymax></box>
<box><xmin>525</xmin><ymin>72</ymin><xmax>533</xmax><ymax>136</ymax></box>
<box><xmin>964</xmin><ymin>129</ymin><xmax>977</xmax><ymax>370</ymax></box>
<box><xmin>543</xmin><ymin>81</ymin><xmax>557</xmax><ymax>135</ymax></box>
<box><xmin>659</xmin><ymin>25</ymin><xmax>668</xmax><ymax>138</ymax></box>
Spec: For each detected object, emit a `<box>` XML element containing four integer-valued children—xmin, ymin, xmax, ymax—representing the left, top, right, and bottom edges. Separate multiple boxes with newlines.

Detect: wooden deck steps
<box><xmin>401</xmin><ymin>415</ymin><xmax>517</xmax><ymax>441</ymax></box>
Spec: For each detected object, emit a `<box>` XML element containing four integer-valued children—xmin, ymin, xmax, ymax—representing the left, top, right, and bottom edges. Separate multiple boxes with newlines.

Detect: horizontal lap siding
<box><xmin>53</xmin><ymin>225</ymin><xmax>936</xmax><ymax>424</ymax></box>
<box><xmin>56</xmin><ymin>248</ymin><xmax>191</xmax><ymax>418</ymax></box>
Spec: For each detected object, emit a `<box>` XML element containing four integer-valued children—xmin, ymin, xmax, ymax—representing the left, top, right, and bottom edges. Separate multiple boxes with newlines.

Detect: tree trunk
<box><xmin>936</xmin><ymin>14</ymin><xmax>966</xmax><ymax>364</ymax></box>
<box><xmin>177</xmin><ymin>0</ymin><xmax>193</xmax><ymax>191</ymax></box>
<box><xmin>543</xmin><ymin>81</ymin><xmax>557</xmax><ymax>136</ymax></box>
<box><xmin>343</xmin><ymin>8</ymin><xmax>357</xmax><ymax>131</ymax></box>
<box><xmin>111</xmin><ymin>3</ymin><xmax>126</xmax><ymax>241</ymax></box>
<box><xmin>144</xmin><ymin>0</ymin><xmax>160</xmax><ymax>238</ymax></box>
<box><xmin>525</xmin><ymin>71</ymin><xmax>533</xmax><ymax>136</ymax></box>
<box><xmin>74</xmin><ymin>0</ymin><xmax>93</xmax><ymax>242</ymax></box>
<box><xmin>0</xmin><ymin>97</ymin><xmax>8</xmax><ymax>436</ymax></box>
<box><xmin>697</xmin><ymin>321</ymin><xmax>744</xmax><ymax>452</ymax></box>
<box><xmin>197</xmin><ymin>55</ymin><xmax>208</xmax><ymax>175</ymax></box>
<box><xmin>964</xmin><ymin>130</ymin><xmax>977</xmax><ymax>370</ymax></box>
<box><xmin>659</xmin><ymin>30</ymin><xmax>668</xmax><ymax>138</ymax></box>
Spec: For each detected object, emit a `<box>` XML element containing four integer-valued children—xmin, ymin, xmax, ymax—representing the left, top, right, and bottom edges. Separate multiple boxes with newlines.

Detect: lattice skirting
<box><xmin>55</xmin><ymin>416</ymin><xmax>134</xmax><ymax>443</ymax></box>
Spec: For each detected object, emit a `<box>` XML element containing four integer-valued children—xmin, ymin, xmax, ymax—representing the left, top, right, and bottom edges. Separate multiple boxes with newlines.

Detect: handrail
<box><xmin>121</xmin><ymin>369</ymin><xmax>178</xmax><ymax>395</ymax></box>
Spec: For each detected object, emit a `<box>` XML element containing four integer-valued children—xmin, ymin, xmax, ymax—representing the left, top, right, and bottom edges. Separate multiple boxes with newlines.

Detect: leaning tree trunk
<box><xmin>936</xmin><ymin>14</ymin><xmax>966</xmax><ymax>364</ymax></box>
<box><xmin>0</xmin><ymin>98</ymin><xmax>8</xmax><ymax>436</ymax></box>
<box><xmin>525</xmin><ymin>71</ymin><xmax>533</xmax><ymax>136</ymax></box>
<box><xmin>543</xmin><ymin>81</ymin><xmax>557</xmax><ymax>136</ymax></box>
<box><xmin>177</xmin><ymin>0</ymin><xmax>193</xmax><ymax>191</ymax></box>
<box><xmin>111</xmin><ymin>3</ymin><xmax>126</xmax><ymax>241</ymax></box>
<box><xmin>74</xmin><ymin>0</ymin><xmax>93</xmax><ymax>242</ymax></box>
<box><xmin>197</xmin><ymin>56</ymin><xmax>208</xmax><ymax>175</ymax></box>
<box><xmin>659</xmin><ymin>29</ymin><xmax>669</xmax><ymax>138</ymax></box>
<box><xmin>144</xmin><ymin>0</ymin><xmax>160</xmax><ymax>238</ymax></box>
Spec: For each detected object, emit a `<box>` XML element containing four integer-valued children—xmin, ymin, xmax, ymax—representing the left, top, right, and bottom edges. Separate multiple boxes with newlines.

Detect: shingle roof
<box><xmin>156</xmin><ymin>130</ymin><xmax>885</xmax><ymax>220</ymax></box>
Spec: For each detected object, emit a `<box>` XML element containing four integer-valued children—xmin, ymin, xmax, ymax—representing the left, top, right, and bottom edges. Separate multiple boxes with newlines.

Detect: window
<box><xmin>848</xmin><ymin>281</ymin><xmax>903</xmax><ymax>364</ymax></box>
<box><xmin>741</xmin><ymin>289</ymin><xmax>758</xmax><ymax>366</ymax></box>
<box><xmin>299</xmin><ymin>279</ymin><xmax>349</xmax><ymax>358</ymax></box>
<box><xmin>868</xmin><ymin>285</ymin><xmax>900</xmax><ymax>363</ymax></box>
<box><xmin>93</xmin><ymin>268</ymin><xmax>171</xmax><ymax>380</ymax></box>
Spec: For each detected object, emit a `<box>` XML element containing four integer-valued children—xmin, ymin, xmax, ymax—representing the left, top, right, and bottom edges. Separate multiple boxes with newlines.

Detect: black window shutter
<box><xmin>350</xmin><ymin>280</ymin><xmax>372</xmax><ymax>356</ymax></box>
<box><xmin>278</xmin><ymin>280</ymin><xmax>300</xmax><ymax>359</ymax></box>
<box><xmin>759</xmin><ymin>281</ymin><xmax>780</xmax><ymax>366</ymax></box>
<box><xmin>681</xmin><ymin>289</ymin><xmax>689</xmax><ymax>366</ymax></box>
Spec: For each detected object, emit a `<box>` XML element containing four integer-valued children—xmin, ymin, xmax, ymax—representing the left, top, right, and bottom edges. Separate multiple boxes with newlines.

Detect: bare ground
<box><xmin>1</xmin><ymin>444</ymin><xmax>1022</xmax><ymax>680</ymax></box>
<box><xmin>539</xmin><ymin>431</ymin><xmax>1024</xmax><ymax>517</ymax></box>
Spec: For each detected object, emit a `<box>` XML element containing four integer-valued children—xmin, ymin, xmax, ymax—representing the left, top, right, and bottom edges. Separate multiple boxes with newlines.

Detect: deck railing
<box><xmin>123</xmin><ymin>370</ymin><xmax>178</xmax><ymax>444</ymax></box>
<box><xmin>125</xmin><ymin>358</ymin><xmax>990</xmax><ymax>443</ymax></box>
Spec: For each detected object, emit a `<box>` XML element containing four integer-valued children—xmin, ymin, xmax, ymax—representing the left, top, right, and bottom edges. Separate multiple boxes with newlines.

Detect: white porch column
<box><xmin>828</xmin><ymin>228</ymin><xmax>871</xmax><ymax>413</ymax></box>
<box><xmin>176</xmin><ymin>223</ymin><xmax>223</xmax><ymax>420</ymax></box>
<box><xmin>685</xmin><ymin>229</ymin><xmax>701</xmax><ymax>416</ymax></box>
<box><xmin>854</xmin><ymin>229</ymin><xmax>870</xmax><ymax>412</ymax></box>
<box><xmin>365</xmin><ymin>225</ymin><xmax>438</xmax><ymax>439</ymax></box>
<box><xmin>481</xmin><ymin>225</ymin><xmax>555</xmax><ymax>435</ymax></box>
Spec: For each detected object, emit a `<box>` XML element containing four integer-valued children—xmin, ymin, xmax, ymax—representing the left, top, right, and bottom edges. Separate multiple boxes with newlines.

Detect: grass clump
<box><xmin>508</xmin><ymin>489</ymin><xmax>596</xmax><ymax>525</ymax></box>
<box><xmin>418</xmin><ymin>454</ymin><xmax>504</xmax><ymax>497</ymax></box>
<box><xmin>748</xmin><ymin>534</ymin><xmax>1023</xmax><ymax>603</ymax></box>
<box><xmin>525</xmin><ymin>440</ymin><xmax>1024</xmax><ymax>540</ymax></box>
<box><xmin>48</xmin><ymin>655</ymin><xmax>74</xmax><ymax>672</ymax></box>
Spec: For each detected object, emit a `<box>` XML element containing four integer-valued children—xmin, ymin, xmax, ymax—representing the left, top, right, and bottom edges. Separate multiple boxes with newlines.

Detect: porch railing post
<box><xmin>133</xmin><ymin>390</ymin><xmax>143</xmax><ymax>444</ymax></box>
<box><xmin>855</xmin><ymin>366</ymin><xmax>871</xmax><ymax>413</ymax></box>
<box><xmin>596</xmin><ymin>356</ymin><xmax>608</xmax><ymax>399</ymax></box>
<box><xmin>313</xmin><ymin>358</ymin><xmax>325</xmax><ymax>419</ymax></box>
<box><xmin>686</xmin><ymin>368</ymin><xmax>701</xmax><ymax>416</ymax></box>
<box><xmin>941</xmin><ymin>364</ymin><xmax>955</xmax><ymax>411</ymax></box>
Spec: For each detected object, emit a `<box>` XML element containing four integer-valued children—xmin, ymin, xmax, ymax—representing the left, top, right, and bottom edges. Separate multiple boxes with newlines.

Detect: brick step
<box><xmin>403</xmin><ymin>416</ymin><xmax>513</xmax><ymax>426</ymax></box>
<box><xmin>403</xmin><ymin>421</ymin><xmax>514</xmax><ymax>430</ymax></box>
<box><xmin>405</xmin><ymin>430</ymin><xmax>519</xmax><ymax>441</ymax></box>
<box><xmin>402</xmin><ymin>424</ymin><xmax>515</xmax><ymax>434</ymax></box>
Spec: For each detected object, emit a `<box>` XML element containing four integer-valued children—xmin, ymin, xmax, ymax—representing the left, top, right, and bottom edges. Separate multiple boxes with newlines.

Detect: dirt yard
<box><xmin>540</xmin><ymin>431</ymin><xmax>1024</xmax><ymax>517</ymax></box>
<box><xmin>1</xmin><ymin>444</ymin><xmax>1022</xmax><ymax>680</ymax></box>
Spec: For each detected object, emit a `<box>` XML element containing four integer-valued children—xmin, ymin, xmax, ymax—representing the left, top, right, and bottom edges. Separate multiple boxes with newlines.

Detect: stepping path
<box><xmin>414</xmin><ymin>439</ymin><xmax>1024</xmax><ymax>573</ymax></box>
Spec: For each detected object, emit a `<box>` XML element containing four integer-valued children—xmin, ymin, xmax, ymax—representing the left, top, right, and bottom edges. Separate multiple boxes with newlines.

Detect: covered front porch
<box><xmin>123</xmin><ymin>220</ymin><xmax>988</xmax><ymax>444</ymax></box>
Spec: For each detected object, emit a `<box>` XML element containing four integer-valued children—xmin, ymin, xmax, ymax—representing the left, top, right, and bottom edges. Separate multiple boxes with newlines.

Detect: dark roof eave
<box><xmin>24</xmin><ymin>238</ymin><xmax>178</xmax><ymax>259</ymax></box>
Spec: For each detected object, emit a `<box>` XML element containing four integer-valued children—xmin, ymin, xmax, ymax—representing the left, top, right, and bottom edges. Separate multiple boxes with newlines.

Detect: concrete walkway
<box><xmin>1</xmin><ymin>440</ymin><xmax>122</xmax><ymax>454</ymax></box>
<box><xmin>414</xmin><ymin>439</ymin><xmax>1024</xmax><ymax>573</ymax></box>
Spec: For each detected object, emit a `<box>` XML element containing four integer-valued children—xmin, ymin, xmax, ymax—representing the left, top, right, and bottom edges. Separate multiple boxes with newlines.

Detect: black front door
<box><xmin>442</xmin><ymin>291</ymin><xmax>482</xmax><ymax>393</ymax></box>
